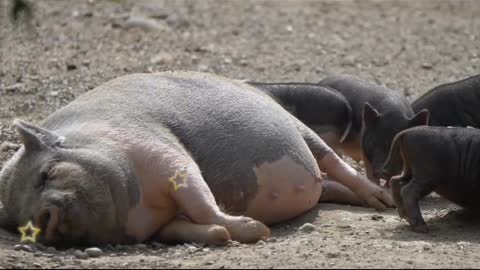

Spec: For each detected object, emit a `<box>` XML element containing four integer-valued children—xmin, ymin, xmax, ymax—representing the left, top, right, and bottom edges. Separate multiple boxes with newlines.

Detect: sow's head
<box><xmin>360</xmin><ymin>103</ymin><xmax>429</xmax><ymax>183</ymax></box>
<box><xmin>0</xmin><ymin>120</ymin><xmax>134</xmax><ymax>245</ymax></box>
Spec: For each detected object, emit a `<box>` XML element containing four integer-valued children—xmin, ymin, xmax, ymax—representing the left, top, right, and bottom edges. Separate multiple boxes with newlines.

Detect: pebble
<box><xmin>152</xmin><ymin>242</ymin><xmax>166</xmax><ymax>249</ymax></box>
<box><xmin>256</xmin><ymin>240</ymin><xmax>266</xmax><ymax>246</ymax></box>
<box><xmin>125</xmin><ymin>16</ymin><xmax>166</xmax><ymax>31</ymax></box>
<box><xmin>299</xmin><ymin>223</ymin><xmax>316</xmax><ymax>233</ymax></box>
<box><xmin>21</xmin><ymin>245</ymin><xmax>34</xmax><ymax>253</ymax></box>
<box><xmin>13</xmin><ymin>244</ymin><xmax>23</xmax><ymax>251</ymax></box>
<box><xmin>150</xmin><ymin>53</ymin><xmax>175</xmax><ymax>65</ymax></box>
<box><xmin>85</xmin><ymin>247</ymin><xmax>103</xmax><ymax>258</ymax></box>
<box><xmin>421</xmin><ymin>63</ymin><xmax>433</xmax><ymax>70</ymax></box>
<box><xmin>66</xmin><ymin>63</ymin><xmax>77</xmax><ymax>71</ymax></box>
<box><xmin>73</xmin><ymin>250</ymin><xmax>89</xmax><ymax>260</ymax></box>
<box><xmin>206</xmin><ymin>261</ymin><xmax>215</xmax><ymax>265</ymax></box>
<box><xmin>4</xmin><ymin>83</ymin><xmax>24</xmax><ymax>93</ymax></box>
<box><xmin>371</xmin><ymin>215</ymin><xmax>384</xmax><ymax>221</ymax></box>
<box><xmin>267</xmin><ymin>237</ymin><xmax>277</xmax><ymax>243</ymax></box>
<box><xmin>33</xmin><ymin>263</ymin><xmax>42</xmax><ymax>268</ymax></box>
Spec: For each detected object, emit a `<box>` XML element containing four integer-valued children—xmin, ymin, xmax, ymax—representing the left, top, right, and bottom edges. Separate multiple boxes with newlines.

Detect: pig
<box><xmin>381</xmin><ymin>126</ymin><xmax>480</xmax><ymax>233</ymax></box>
<box><xmin>246</xmin><ymin>82</ymin><xmax>353</xmax><ymax>151</ymax></box>
<box><xmin>0</xmin><ymin>71</ymin><xmax>393</xmax><ymax>246</ymax></box>
<box><xmin>249</xmin><ymin>75</ymin><xmax>429</xmax><ymax>185</ymax></box>
<box><xmin>412</xmin><ymin>74</ymin><xmax>480</xmax><ymax>128</ymax></box>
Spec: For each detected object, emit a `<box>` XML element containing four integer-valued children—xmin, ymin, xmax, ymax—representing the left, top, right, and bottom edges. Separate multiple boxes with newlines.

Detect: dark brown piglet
<box><xmin>382</xmin><ymin>126</ymin><xmax>480</xmax><ymax>233</ymax></box>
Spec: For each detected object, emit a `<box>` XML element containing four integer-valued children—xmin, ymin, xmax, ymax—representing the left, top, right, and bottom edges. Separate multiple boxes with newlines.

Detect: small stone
<box><xmin>206</xmin><ymin>261</ymin><xmax>215</xmax><ymax>265</ymax></box>
<box><xmin>135</xmin><ymin>244</ymin><xmax>148</xmax><ymax>250</ymax></box>
<box><xmin>4</xmin><ymin>83</ymin><xmax>24</xmax><ymax>93</ymax></box>
<box><xmin>202</xmin><ymin>248</ymin><xmax>211</xmax><ymax>252</ymax></box>
<box><xmin>198</xmin><ymin>65</ymin><xmax>209</xmax><ymax>72</ymax></box>
<box><xmin>187</xmin><ymin>246</ymin><xmax>197</xmax><ymax>253</ymax></box>
<box><xmin>371</xmin><ymin>215</ymin><xmax>384</xmax><ymax>221</ymax></box>
<box><xmin>224</xmin><ymin>57</ymin><xmax>232</xmax><ymax>64</ymax></box>
<box><xmin>73</xmin><ymin>250</ymin><xmax>89</xmax><ymax>260</ymax></box>
<box><xmin>46</xmin><ymin>246</ymin><xmax>56</xmax><ymax>253</ymax></box>
<box><xmin>66</xmin><ymin>63</ymin><xmax>77</xmax><ymax>71</ymax></box>
<box><xmin>1</xmin><ymin>142</ymin><xmax>19</xmax><ymax>152</ymax></box>
<box><xmin>13</xmin><ymin>244</ymin><xmax>23</xmax><ymax>251</ymax></box>
<box><xmin>299</xmin><ymin>223</ymin><xmax>316</xmax><ymax>233</ymax></box>
<box><xmin>267</xmin><ymin>238</ymin><xmax>278</xmax><ymax>243</ymax></box>
<box><xmin>33</xmin><ymin>263</ymin><xmax>42</xmax><ymax>268</ymax></box>
<box><xmin>256</xmin><ymin>240</ymin><xmax>266</xmax><ymax>246</ymax></box>
<box><xmin>421</xmin><ymin>63</ymin><xmax>433</xmax><ymax>70</ymax></box>
<box><xmin>49</xmin><ymin>91</ymin><xmax>59</xmax><ymax>97</ymax></box>
<box><xmin>285</xmin><ymin>25</ymin><xmax>293</xmax><ymax>32</ymax></box>
<box><xmin>150</xmin><ymin>53</ymin><xmax>175</xmax><ymax>65</ymax></box>
<box><xmin>125</xmin><ymin>17</ymin><xmax>166</xmax><ymax>31</ymax></box>
<box><xmin>84</xmin><ymin>247</ymin><xmax>103</xmax><ymax>258</ymax></box>
<box><xmin>152</xmin><ymin>242</ymin><xmax>166</xmax><ymax>249</ymax></box>
<box><xmin>21</xmin><ymin>245</ymin><xmax>33</xmax><ymax>253</ymax></box>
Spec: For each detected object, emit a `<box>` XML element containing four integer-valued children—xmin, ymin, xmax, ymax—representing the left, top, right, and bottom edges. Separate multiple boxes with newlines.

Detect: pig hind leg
<box><xmin>400</xmin><ymin>180</ymin><xmax>434</xmax><ymax>233</ymax></box>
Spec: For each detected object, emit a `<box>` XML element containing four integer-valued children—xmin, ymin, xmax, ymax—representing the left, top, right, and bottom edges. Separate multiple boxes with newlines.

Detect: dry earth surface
<box><xmin>1</xmin><ymin>0</ymin><xmax>480</xmax><ymax>268</ymax></box>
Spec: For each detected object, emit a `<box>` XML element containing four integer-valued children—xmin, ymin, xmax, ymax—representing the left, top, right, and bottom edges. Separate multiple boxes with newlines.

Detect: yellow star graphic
<box><xmin>18</xmin><ymin>221</ymin><xmax>41</xmax><ymax>243</ymax></box>
<box><xmin>169</xmin><ymin>168</ymin><xmax>189</xmax><ymax>192</ymax></box>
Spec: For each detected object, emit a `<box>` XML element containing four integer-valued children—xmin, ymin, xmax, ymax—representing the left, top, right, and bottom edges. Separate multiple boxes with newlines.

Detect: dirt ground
<box><xmin>1</xmin><ymin>0</ymin><xmax>480</xmax><ymax>268</ymax></box>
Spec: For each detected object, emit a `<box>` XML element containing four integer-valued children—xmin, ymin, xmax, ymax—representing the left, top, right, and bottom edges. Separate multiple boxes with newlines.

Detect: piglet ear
<box><xmin>13</xmin><ymin>119</ymin><xmax>63</xmax><ymax>152</ymax></box>
<box><xmin>363</xmin><ymin>102</ymin><xmax>381</xmax><ymax>128</ymax></box>
<box><xmin>409</xmin><ymin>109</ymin><xmax>429</xmax><ymax>127</ymax></box>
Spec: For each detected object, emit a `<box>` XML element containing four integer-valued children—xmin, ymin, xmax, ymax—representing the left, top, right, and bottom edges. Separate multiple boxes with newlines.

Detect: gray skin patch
<box><xmin>412</xmin><ymin>74</ymin><xmax>480</xmax><ymax>128</ymax></box>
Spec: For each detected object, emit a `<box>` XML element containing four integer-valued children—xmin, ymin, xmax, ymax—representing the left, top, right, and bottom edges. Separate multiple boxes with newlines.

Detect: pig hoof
<box><xmin>411</xmin><ymin>224</ymin><xmax>429</xmax><ymax>234</ymax></box>
<box><xmin>206</xmin><ymin>225</ymin><xmax>232</xmax><ymax>246</ymax></box>
<box><xmin>225</xmin><ymin>217</ymin><xmax>271</xmax><ymax>243</ymax></box>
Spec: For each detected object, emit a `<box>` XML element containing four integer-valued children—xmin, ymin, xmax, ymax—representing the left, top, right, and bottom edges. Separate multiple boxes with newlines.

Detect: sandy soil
<box><xmin>1</xmin><ymin>0</ymin><xmax>480</xmax><ymax>268</ymax></box>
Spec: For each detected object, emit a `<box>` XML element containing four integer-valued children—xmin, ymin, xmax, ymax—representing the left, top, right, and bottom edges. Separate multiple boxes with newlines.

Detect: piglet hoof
<box><xmin>206</xmin><ymin>225</ymin><xmax>232</xmax><ymax>246</ymax></box>
<box><xmin>411</xmin><ymin>224</ymin><xmax>429</xmax><ymax>234</ymax></box>
<box><xmin>224</xmin><ymin>217</ymin><xmax>271</xmax><ymax>243</ymax></box>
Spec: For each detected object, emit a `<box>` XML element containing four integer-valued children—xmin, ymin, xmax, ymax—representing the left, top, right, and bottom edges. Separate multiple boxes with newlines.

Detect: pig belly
<box><xmin>435</xmin><ymin>184</ymin><xmax>480</xmax><ymax>209</ymax></box>
<box><xmin>242</xmin><ymin>156</ymin><xmax>323</xmax><ymax>225</ymax></box>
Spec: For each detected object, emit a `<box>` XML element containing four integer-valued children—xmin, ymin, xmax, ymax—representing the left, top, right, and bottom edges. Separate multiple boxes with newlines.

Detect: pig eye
<box><xmin>36</xmin><ymin>167</ymin><xmax>53</xmax><ymax>188</ymax></box>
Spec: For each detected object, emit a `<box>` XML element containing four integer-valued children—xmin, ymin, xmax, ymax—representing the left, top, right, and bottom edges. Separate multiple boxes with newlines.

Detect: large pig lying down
<box><xmin>381</xmin><ymin>126</ymin><xmax>480</xmax><ymax>233</ymax></box>
<box><xmin>0</xmin><ymin>71</ymin><xmax>392</xmax><ymax>246</ymax></box>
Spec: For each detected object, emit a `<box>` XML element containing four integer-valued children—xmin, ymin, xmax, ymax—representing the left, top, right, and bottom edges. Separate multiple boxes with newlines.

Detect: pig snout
<box><xmin>34</xmin><ymin>207</ymin><xmax>61</xmax><ymax>242</ymax></box>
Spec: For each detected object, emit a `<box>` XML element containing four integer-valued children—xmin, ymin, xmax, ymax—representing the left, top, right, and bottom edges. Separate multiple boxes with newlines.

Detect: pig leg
<box><xmin>166</xmin><ymin>160</ymin><xmax>270</xmax><ymax>243</ymax></box>
<box><xmin>400</xmin><ymin>179</ymin><xmax>433</xmax><ymax>233</ymax></box>
<box><xmin>390</xmin><ymin>176</ymin><xmax>409</xmax><ymax>219</ymax></box>
<box><xmin>294</xmin><ymin>118</ymin><xmax>394</xmax><ymax>210</ymax></box>
<box><xmin>319</xmin><ymin>179</ymin><xmax>363</xmax><ymax>205</ymax></box>
<box><xmin>156</xmin><ymin>217</ymin><xmax>231</xmax><ymax>246</ymax></box>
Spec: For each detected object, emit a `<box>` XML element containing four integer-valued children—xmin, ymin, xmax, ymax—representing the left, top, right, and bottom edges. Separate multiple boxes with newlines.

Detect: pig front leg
<box><xmin>166</xmin><ymin>160</ymin><xmax>270</xmax><ymax>243</ymax></box>
<box><xmin>400</xmin><ymin>180</ymin><xmax>433</xmax><ymax>233</ymax></box>
<box><xmin>156</xmin><ymin>217</ymin><xmax>231</xmax><ymax>246</ymax></box>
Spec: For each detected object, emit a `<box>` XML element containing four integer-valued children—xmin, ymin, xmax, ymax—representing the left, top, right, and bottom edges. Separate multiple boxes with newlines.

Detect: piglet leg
<box><xmin>400</xmin><ymin>180</ymin><xmax>432</xmax><ymax>233</ymax></box>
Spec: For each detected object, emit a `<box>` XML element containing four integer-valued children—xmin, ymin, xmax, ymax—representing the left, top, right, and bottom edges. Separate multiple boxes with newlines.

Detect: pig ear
<box><xmin>13</xmin><ymin>119</ymin><xmax>64</xmax><ymax>151</ymax></box>
<box><xmin>409</xmin><ymin>109</ymin><xmax>429</xmax><ymax>127</ymax></box>
<box><xmin>363</xmin><ymin>102</ymin><xmax>381</xmax><ymax>128</ymax></box>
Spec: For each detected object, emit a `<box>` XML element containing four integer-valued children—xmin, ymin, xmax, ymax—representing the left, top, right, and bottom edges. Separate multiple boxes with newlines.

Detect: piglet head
<box><xmin>361</xmin><ymin>103</ymin><xmax>429</xmax><ymax>184</ymax></box>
